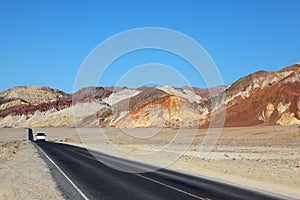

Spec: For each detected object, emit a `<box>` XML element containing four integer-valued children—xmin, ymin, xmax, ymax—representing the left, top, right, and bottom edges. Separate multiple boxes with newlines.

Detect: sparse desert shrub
<box><xmin>223</xmin><ymin>153</ymin><xmax>229</xmax><ymax>158</ymax></box>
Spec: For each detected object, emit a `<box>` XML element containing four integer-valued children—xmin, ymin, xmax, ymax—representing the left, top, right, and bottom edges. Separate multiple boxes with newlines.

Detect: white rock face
<box><xmin>19</xmin><ymin>102</ymin><xmax>107</xmax><ymax>128</ymax></box>
<box><xmin>276</xmin><ymin>112</ymin><xmax>300</xmax><ymax>125</ymax></box>
<box><xmin>156</xmin><ymin>85</ymin><xmax>202</xmax><ymax>103</ymax></box>
<box><xmin>277</xmin><ymin>102</ymin><xmax>290</xmax><ymax>115</ymax></box>
<box><xmin>226</xmin><ymin>68</ymin><xmax>299</xmax><ymax>105</ymax></box>
<box><xmin>0</xmin><ymin>115</ymin><xmax>27</xmax><ymax>127</ymax></box>
<box><xmin>283</xmin><ymin>71</ymin><xmax>300</xmax><ymax>84</ymax></box>
<box><xmin>103</xmin><ymin>89</ymin><xmax>140</xmax><ymax>105</ymax></box>
<box><xmin>265</xmin><ymin>103</ymin><xmax>275</xmax><ymax>121</ymax></box>
<box><xmin>112</xmin><ymin>111</ymin><xmax>129</xmax><ymax>125</ymax></box>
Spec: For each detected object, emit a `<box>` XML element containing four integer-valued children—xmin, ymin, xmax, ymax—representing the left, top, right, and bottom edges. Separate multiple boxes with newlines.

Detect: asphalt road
<box><xmin>36</xmin><ymin>142</ymin><xmax>287</xmax><ymax>200</ymax></box>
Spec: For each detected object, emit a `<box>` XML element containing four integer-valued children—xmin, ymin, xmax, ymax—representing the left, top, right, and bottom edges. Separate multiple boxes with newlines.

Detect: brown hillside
<box><xmin>208</xmin><ymin>64</ymin><xmax>300</xmax><ymax>127</ymax></box>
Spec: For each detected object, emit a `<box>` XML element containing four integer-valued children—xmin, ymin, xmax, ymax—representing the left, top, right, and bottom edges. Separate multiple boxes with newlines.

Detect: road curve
<box><xmin>36</xmin><ymin>142</ymin><xmax>287</xmax><ymax>200</ymax></box>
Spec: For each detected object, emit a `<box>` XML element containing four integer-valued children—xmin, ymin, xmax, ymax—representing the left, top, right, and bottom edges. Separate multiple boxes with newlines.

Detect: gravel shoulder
<box><xmin>0</xmin><ymin>128</ymin><xmax>63</xmax><ymax>200</ymax></box>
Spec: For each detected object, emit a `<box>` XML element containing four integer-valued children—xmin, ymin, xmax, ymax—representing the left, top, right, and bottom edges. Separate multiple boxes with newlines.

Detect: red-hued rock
<box><xmin>0</xmin><ymin>63</ymin><xmax>299</xmax><ymax>128</ymax></box>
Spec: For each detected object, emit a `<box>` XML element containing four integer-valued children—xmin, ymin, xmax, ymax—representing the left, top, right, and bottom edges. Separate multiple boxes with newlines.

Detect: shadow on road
<box><xmin>27</xmin><ymin>128</ymin><xmax>33</xmax><ymax>141</ymax></box>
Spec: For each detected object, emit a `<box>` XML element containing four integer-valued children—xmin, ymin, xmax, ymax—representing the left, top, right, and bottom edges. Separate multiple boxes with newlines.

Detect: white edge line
<box><xmin>36</xmin><ymin>144</ymin><xmax>89</xmax><ymax>200</ymax></box>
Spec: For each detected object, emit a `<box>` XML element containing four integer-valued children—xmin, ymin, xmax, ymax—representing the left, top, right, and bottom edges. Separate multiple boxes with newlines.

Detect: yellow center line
<box><xmin>134</xmin><ymin>173</ymin><xmax>207</xmax><ymax>200</ymax></box>
<box><xmin>68</xmin><ymin>149</ymin><xmax>210</xmax><ymax>200</ymax></box>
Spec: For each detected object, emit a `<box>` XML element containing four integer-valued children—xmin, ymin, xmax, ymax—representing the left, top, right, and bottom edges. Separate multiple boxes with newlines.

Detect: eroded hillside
<box><xmin>0</xmin><ymin>63</ymin><xmax>299</xmax><ymax>128</ymax></box>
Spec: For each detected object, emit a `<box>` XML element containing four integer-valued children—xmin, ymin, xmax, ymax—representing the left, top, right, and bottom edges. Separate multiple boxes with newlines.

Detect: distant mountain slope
<box><xmin>109</xmin><ymin>87</ymin><xmax>201</xmax><ymax>128</ymax></box>
<box><xmin>0</xmin><ymin>62</ymin><xmax>299</xmax><ymax>128</ymax></box>
<box><xmin>72</xmin><ymin>86</ymin><xmax>113</xmax><ymax>103</ymax></box>
<box><xmin>182</xmin><ymin>85</ymin><xmax>225</xmax><ymax>99</ymax></box>
<box><xmin>0</xmin><ymin>86</ymin><xmax>113</xmax><ymax>127</ymax></box>
<box><xmin>0</xmin><ymin>85</ymin><xmax>67</xmax><ymax>105</ymax></box>
<box><xmin>204</xmin><ymin>63</ymin><xmax>300</xmax><ymax>127</ymax></box>
<box><xmin>0</xmin><ymin>86</ymin><xmax>71</xmax><ymax>118</ymax></box>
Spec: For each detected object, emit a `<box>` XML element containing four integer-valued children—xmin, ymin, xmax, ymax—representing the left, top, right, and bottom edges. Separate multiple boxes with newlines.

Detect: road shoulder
<box><xmin>0</xmin><ymin>140</ymin><xmax>64</xmax><ymax>199</ymax></box>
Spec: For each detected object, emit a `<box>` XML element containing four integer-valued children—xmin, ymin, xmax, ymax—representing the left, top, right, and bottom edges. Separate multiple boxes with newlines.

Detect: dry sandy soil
<box><xmin>1</xmin><ymin>126</ymin><xmax>300</xmax><ymax>199</ymax></box>
<box><xmin>0</xmin><ymin>128</ymin><xmax>63</xmax><ymax>200</ymax></box>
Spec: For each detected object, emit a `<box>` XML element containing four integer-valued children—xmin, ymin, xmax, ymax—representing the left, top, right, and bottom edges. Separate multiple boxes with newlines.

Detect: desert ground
<box><xmin>0</xmin><ymin>128</ymin><xmax>63</xmax><ymax>199</ymax></box>
<box><xmin>0</xmin><ymin>126</ymin><xmax>299</xmax><ymax>199</ymax></box>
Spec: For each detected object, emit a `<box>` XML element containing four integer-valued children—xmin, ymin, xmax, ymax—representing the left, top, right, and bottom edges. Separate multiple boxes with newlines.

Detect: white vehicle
<box><xmin>36</xmin><ymin>132</ymin><xmax>46</xmax><ymax>141</ymax></box>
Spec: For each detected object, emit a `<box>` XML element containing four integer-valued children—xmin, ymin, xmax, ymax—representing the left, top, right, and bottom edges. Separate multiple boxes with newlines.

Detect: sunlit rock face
<box><xmin>217</xmin><ymin>64</ymin><xmax>300</xmax><ymax>127</ymax></box>
<box><xmin>0</xmin><ymin>63</ymin><xmax>299</xmax><ymax>128</ymax></box>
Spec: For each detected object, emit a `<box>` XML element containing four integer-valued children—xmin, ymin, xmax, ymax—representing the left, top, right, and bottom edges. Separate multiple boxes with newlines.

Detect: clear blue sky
<box><xmin>0</xmin><ymin>0</ymin><xmax>299</xmax><ymax>93</ymax></box>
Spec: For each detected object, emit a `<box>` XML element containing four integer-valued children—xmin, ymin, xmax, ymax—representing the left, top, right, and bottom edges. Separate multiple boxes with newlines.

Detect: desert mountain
<box><xmin>107</xmin><ymin>87</ymin><xmax>202</xmax><ymax>128</ymax></box>
<box><xmin>0</xmin><ymin>86</ymin><xmax>70</xmax><ymax>118</ymax></box>
<box><xmin>204</xmin><ymin>64</ymin><xmax>300</xmax><ymax>127</ymax></box>
<box><xmin>0</xmin><ymin>86</ymin><xmax>113</xmax><ymax>127</ymax></box>
<box><xmin>0</xmin><ymin>63</ymin><xmax>299</xmax><ymax>128</ymax></box>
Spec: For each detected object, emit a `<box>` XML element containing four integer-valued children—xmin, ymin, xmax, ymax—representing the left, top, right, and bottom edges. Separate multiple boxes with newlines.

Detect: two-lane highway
<box><xmin>35</xmin><ymin>142</ymin><xmax>287</xmax><ymax>200</ymax></box>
